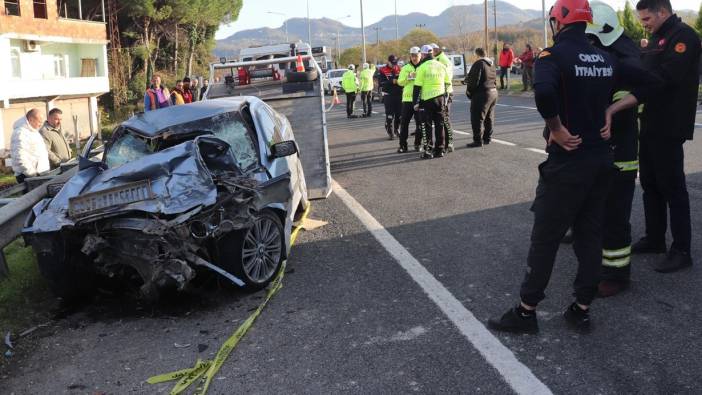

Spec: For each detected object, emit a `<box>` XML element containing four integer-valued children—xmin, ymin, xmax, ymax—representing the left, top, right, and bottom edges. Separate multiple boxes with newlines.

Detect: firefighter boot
<box><xmin>488</xmin><ymin>305</ymin><xmax>538</xmax><ymax>334</ymax></box>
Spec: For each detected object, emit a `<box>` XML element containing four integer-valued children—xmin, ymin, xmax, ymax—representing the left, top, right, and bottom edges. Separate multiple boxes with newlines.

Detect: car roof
<box><xmin>122</xmin><ymin>97</ymin><xmax>255</xmax><ymax>137</ymax></box>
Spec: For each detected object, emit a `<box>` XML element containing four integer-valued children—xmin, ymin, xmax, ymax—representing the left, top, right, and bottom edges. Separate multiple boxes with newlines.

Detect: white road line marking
<box><xmin>525</xmin><ymin>147</ymin><xmax>548</xmax><ymax>155</ymax></box>
<box><xmin>332</xmin><ymin>179</ymin><xmax>553</xmax><ymax>395</ymax></box>
<box><xmin>496</xmin><ymin>103</ymin><xmax>538</xmax><ymax>110</ymax></box>
<box><xmin>695</xmin><ymin>123</ymin><xmax>702</xmax><ymax>127</ymax></box>
<box><xmin>453</xmin><ymin>130</ymin><xmax>471</xmax><ymax>135</ymax></box>
<box><xmin>492</xmin><ymin>139</ymin><xmax>516</xmax><ymax>146</ymax></box>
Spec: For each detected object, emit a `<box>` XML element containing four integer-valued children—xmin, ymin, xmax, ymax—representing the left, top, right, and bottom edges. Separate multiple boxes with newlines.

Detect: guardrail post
<box><xmin>0</xmin><ymin>250</ymin><xmax>8</xmax><ymax>279</ymax></box>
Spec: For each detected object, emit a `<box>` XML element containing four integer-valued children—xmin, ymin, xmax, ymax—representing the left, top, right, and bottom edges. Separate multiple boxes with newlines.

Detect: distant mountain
<box><xmin>215</xmin><ymin>1</ymin><xmax>542</xmax><ymax>57</ymax></box>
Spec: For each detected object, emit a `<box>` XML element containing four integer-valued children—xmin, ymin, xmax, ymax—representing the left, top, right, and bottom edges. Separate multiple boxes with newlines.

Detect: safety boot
<box><xmin>631</xmin><ymin>237</ymin><xmax>666</xmax><ymax>254</ymax></box>
<box><xmin>397</xmin><ymin>145</ymin><xmax>408</xmax><ymax>153</ymax></box>
<box><xmin>466</xmin><ymin>141</ymin><xmax>483</xmax><ymax>148</ymax></box>
<box><xmin>563</xmin><ymin>303</ymin><xmax>591</xmax><ymax>333</ymax></box>
<box><xmin>488</xmin><ymin>306</ymin><xmax>539</xmax><ymax>334</ymax></box>
<box><xmin>654</xmin><ymin>250</ymin><xmax>692</xmax><ymax>273</ymax></box>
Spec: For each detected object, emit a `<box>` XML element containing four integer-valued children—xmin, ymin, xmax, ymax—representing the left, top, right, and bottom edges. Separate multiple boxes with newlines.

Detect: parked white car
<box><xmin>324</xmin><ymin>68</ymin><xmax>347</xmax><ymax>94</ymax></box>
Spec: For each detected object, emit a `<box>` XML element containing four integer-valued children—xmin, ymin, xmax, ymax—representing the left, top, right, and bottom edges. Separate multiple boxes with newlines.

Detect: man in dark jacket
<box><xmin>376</xmin><ymin>55</ymin><xmax>403</xmax><ymax>139</ymax></box>
<box><xmin>464</xmin><ymin>48</ymin><xmax>498</xmax><ymax>147</ymax></box>
<box><xmin>603</xmin><ymin>0</ymin><xmax>701</xmax><ymax>273</ymax></box>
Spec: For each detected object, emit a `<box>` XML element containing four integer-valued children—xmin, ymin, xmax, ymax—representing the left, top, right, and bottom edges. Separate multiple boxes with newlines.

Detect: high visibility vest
<box><xmin>398</xmin><ymin>63</ymin><xmax>418</xmax><ymax>103</ymax></box>
<box><xmin>414</xmin><ymin>59</ymin><xmax>449</xmax><ymax>101</ymax></box>
<box><xmin>359</xmin><ymin>69</ymin><xmax>374</xmax><ymax>92</ymax></box>
<box><xmin>435</xmin><ymin>52</ymin><xmax>454</xmax><ymax>94</ymax></box>
<box><xmin>341</xmin><ymin>70</ymin><xmax>358</xmax><ymax>92</ymax></box>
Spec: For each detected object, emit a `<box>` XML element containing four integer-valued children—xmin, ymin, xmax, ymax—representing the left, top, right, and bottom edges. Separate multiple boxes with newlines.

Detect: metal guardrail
<box><xmin>0</xmin><ymin>146</ymin><xmax>103</xmax><ymax>279</ymax></box>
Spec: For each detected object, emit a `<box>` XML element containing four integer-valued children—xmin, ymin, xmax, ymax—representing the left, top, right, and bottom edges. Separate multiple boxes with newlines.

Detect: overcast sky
<box><xmin>215</xmin><ymin>0</ymin><xmax>701</xmax><ymax>39</ymax></box>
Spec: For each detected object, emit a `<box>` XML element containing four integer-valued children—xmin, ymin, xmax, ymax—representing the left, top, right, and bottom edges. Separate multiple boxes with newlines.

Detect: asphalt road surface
<box><xmin>3</xmin><ymin>94</ymin><xmax>702</xmax><ymax>394</ymax></box>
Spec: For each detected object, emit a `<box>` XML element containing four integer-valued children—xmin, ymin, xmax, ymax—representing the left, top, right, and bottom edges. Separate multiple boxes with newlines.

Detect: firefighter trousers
<box><xmin>520</xmin><ymin>155</ymin><xmax>615</xmax><ymax>307</ymax></box>
<box><xmin>602</xmin><ymin>168</ymin><xmax>637</xmax><ymax>281</ymax></box>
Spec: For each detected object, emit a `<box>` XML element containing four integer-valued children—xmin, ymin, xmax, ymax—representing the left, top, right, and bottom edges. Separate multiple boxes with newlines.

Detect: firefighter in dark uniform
<box><xmin>585</xmin><ymin>1</ymin><xmax>642</xmax><ymax>296</ymax></box>
<box><xmin>604</xmin><ymin>0</ymin><xmax>700</xmax><ymax>273</ymax></box>
<box><xmin>377</xmin><ymin>55</ymin><xmax>403</xmax><ymax>140</ymax></box>
<box><xmin>488</xmin><ymin>0</ymin><xmax>618</xmax><ymax>334</ymax></box>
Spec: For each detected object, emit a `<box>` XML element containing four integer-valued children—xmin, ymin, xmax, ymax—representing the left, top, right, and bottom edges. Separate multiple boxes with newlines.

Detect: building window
<box><xmin>57</xmin><ymin>0</ymin><xmax>105</xmax><ymax>22</ymax></box>
<box><xmin>10</xmin><ymin>48</ymin><xmax>21</xmax><ymax>78</ymax></box>
<box><xmin>4</xmin><ymin>0</ymin><xmax>21</xmax><ymax>16</ymax></box>
<box><xmin>54</xmin><ymin>54</ymin><xmax>67</xmax><ymax>78</ymax></box>
<box><xmin>81</xmin><ymin>58</ymin><xmax>97</xmax><ymax>77</ymax></box>
<box><xmin>33</xmin><ymin>0</ymin><xmax>47</xmax><ymax>18</ymax></box>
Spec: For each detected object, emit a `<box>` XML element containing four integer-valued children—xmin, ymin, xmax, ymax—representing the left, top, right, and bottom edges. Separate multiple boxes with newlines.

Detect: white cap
<box><xmin>430</xmin><ymin>43</ymin><xmax>440</xmax><ymax>49</ymax></box>
<box><xmin>362</xmin><ymin>63</ymin><xmax>369</xmax><ymax>69</ymax></box>
<box><xmin>420</xmin><ymin>45</ymin><xmax>433</xmax><ymax>54</ymax></box>
<box><xmin>409</xmin><ymin>46</ymin><xmax>421</xmax><ymax>54</ymax></box>
<box><xmin>348</xmin><ymin>64</ymin><xmax>355</xmax><ymax>70</ymax></box>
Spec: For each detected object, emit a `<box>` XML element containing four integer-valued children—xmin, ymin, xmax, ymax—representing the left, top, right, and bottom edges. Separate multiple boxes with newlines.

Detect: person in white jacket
<box><xmin>11</xmin><ymin>108</ymin><xmax>50</xmax><ymax>183</ymax></box>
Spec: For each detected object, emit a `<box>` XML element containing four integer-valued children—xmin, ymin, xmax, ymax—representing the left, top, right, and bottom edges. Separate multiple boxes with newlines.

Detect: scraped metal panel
<box><xmin>266</xmin><ymin>91</ymin><xmax>331</xmax><ymax>199</ymax></box>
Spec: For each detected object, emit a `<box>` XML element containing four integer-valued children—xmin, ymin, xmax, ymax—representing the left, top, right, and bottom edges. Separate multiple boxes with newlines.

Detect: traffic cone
<box><xmin>296</xmin><ymin>55</ymin><xmax>305</xmax><ymax>72</ymax></box>
<box><xmin>332</xmin><ymin>88</ymin><xmax>340</xmax><ymax>105</ymax></box>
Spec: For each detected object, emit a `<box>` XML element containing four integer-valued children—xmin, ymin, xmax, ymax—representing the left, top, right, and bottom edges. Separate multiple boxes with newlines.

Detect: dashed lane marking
<box><xmin>492</xmin><ymin>139</ymin><xmax>517</xmax><ymax>146</ymax></box>
<box><xmin>332</xmin><ymin>180</ymin><xmax>553</xmax><ymax>395</ymax></box>
<box><xmin>526</xmin><ymin>147</ymin><xmax>548</xmax><ymax>155</ymax></box>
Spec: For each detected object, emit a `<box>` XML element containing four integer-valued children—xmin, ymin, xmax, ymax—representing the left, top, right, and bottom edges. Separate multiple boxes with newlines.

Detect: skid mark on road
<box><xmin>332</xmin><ymin>179</ymin><xmax>553</xmax><ymax>395</ymax></box>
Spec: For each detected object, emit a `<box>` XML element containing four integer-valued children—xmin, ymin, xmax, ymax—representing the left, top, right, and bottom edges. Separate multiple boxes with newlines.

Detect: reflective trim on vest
<box><xmin>614</xmin><ymin>160</ymin><xmax>639</xmax><ymax>172</ymax></box>
<box><xmin>612</xmin><ymin>90</ymin><xmax>630</xmax><ymax>102</ymax></box>
<box><xmin>603</xmin><ymin>246</ymin><xmax>631</xmax><ymax>258</ymax></box>
<box><xmin>603</xmin><ymin>256</ymin><xmax>631</xmax><ymax>268</ymax></box>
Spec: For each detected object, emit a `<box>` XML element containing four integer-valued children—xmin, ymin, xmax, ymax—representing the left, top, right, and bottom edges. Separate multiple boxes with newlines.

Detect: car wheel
<box><xmin>216</xmin><ymin>210</ymin><xmax>284</xmax><ymax>291</ymax></box>
<box><xmin>33</xmin><ymin>235</ymin><xmax>95</xmax><ymax>302</ymax></box>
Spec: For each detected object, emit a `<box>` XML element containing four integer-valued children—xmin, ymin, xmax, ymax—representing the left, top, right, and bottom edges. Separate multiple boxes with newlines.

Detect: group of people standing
<box><xmin>144</xmin><ymin>75</ymin><xmax>210</xmax><ymax>111</ymax></box>
<box><xmin>498</xmin><ymin>43</ymin><xmax>540</xmax><ymax>91</ymax></box>
<box><xmin>342</xmin><ymin>43</ymin><xmax>457</xmax><ymax>159</ymax></box>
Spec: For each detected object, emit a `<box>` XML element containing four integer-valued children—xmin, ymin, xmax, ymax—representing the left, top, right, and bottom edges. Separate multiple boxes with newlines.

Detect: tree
<box><xmin>694</xmin><ymin>3</ymin><xmax>702</xmax><ymax>37</ymax></box>
<box><xmin>401</xmin><ymin>28</ymin><xmax>440</xmax><ymax>51</ymax></box>
<box><xmin>125</xmin><ymin>0</ymin><xmax>173</xmax><ymax>83</ymax></box>
<box><xmin>619</xmin><ymin>1</ymin><xmax>645</xmax><ymax>41</ymax></box>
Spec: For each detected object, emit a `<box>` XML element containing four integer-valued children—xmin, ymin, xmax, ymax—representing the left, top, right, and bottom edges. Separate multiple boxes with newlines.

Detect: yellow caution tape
<box><xmin>147</xmin><ymin>204</ymin><xmax>312</xmax><ymax>394</ymax></box>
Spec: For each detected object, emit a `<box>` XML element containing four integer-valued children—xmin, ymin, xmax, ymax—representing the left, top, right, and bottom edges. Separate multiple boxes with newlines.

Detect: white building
<box><xmin>0</xmin><ymin>0</ymin><xmax>109</xmax><ymax>159</ymax></box>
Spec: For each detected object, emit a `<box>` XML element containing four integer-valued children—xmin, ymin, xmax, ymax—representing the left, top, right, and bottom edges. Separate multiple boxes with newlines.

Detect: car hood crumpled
<box><xmin>29</xmin><ymin>140</ymin><xmax>218</xmax><ymax>233</ymax></box>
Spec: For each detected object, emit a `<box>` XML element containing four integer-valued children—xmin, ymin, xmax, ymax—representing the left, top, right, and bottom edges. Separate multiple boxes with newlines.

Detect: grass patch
<box><xmin>0</xmin><ymin>173</ymin><xmax>16</xmax><ymax>187</ymax></box>
<box><xmin>0</xmin><ymin>239</ymin><xmax>53</xmax><ymax>334</ymax></box>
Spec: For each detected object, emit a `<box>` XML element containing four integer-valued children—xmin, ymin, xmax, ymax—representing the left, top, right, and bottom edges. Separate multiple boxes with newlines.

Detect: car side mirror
<box><xmin>270</xmin><ymin>141</ymin><xmax>298</xmax><ymax>159</ymax></box>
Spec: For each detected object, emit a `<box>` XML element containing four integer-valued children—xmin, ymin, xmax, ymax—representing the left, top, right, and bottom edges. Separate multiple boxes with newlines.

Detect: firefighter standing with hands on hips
<box><xmin>397</xmin><ymin>47</ymin><xmax>425</xmax><ymax>153</ymax></box>
<box><xmin>602</xmin><ymin>0</ymin><xmax>700</xmax><ymax>273</ymax></box>
<box><xmin>489</xmin><ymin>0</ymin><xmax>644</xmax><ymax>334</ymax></box>
<box><xmin>413</xmin><ymin>44</ymin><xmax>450</xmax><ymax>159</ymax></box>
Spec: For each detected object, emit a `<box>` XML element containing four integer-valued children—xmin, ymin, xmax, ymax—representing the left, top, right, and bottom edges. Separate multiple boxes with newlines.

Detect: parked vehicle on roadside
<box><xmin>23</xmin><ymin>97</ymin><xmax>309</xmax><ymax>301</ymax></box>
<box><xmin>323</xmin><ymin>68</ymin><xmax>347</xmax><ymax>94</ymax></box>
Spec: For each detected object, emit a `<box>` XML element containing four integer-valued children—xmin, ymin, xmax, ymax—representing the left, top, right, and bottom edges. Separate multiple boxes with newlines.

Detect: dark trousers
<box><xmin>470</xmin><ymin>89</ymin><xmax>497</xmax><ymax>143</ymax></box>
<box><xmin>399</xmin><ymin>102</ymin><xmax>423</xmax><ymax>149</ymax></box>
<box><xmin>421</xmin><ymin>96</ymin><xmax>447</xmax><ymax>152</ymax></box>
<box><xmin>522</xmin><ymin>66</ymin><xmax>533</xmax><ymax>90</ymax></box>
<box><xmin>384</xmin><ymin>95</ymin><xmax>402</xmax><ymax>135</ymax></box>
<box><xmin>602</xmin><ymin>169</ymin><xmax>637</xmax><ymax>281</ymax></box>
<box><xmin>361</xmin><ymin>91</ymin><xmax>372</xmax><ymax>116</ymax></box>
<box><xmin>444</xmin><ymin>94</ymin><xmax>454</xmax><ymax>148</ymax></box>
<box><xmin>639</xmin><ymin>136</ymin><xmax>691</xmax><ymax>253</ymax></box>
<box><xmin>520</xmin><ymin>156</ymin><xmax>615</xmax><ymax>306</ymax></box>
<box><xmin>346</xmin><ymin>93</ymin><xmax>356</xmax><ymax>117</ymax></box>
<box><xmin>499</xmin><ymin>67</ymin><xmax>510</xmax><ymax>89</ymax></box>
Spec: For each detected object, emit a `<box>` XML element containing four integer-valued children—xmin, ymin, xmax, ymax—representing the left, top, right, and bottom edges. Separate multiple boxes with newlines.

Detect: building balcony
<box><xmin>2</xmin><ymin>76</ymin><xmax>109</xmax><ymax>103</ymax></box>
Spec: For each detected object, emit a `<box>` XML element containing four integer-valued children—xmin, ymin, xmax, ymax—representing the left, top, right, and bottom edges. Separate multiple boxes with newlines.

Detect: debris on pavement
<box><xmin>4</xmin><ymin>332</ymin><xmax>13</xmax><ymax>349</ymax></box>
<box><xmin>174</xmin><ymin>343</ymin><xmax>192</xmax><ymax>349</ymax></box>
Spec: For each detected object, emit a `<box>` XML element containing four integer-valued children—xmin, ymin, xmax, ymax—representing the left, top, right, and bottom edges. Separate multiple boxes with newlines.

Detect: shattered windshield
<box><xmin>105</xmin><ymin>133</ymin><xmax>154</xmax><ymax>168</ymax></box>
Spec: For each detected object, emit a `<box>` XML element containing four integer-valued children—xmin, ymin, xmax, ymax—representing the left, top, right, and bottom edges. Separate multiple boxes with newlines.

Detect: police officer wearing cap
<box><xmin>341</xmin><ymin>64</ymin><xmax>359</xmax><ymax>118</ymax></box>
<box><xmin>488</xmin><ymin>0</ymin><xmax>634</xmax><ymax>334</ymax></box>
<box><xmin>584</xmin><ymin>1</ymin><xmax>643</xmax><ymax>297</ymax></box>
<box><xmin>377</xmin><ymin>55</ymin><xmax>404</xmax><ymax>139</ymax></box>
<box><xmin>397</xmin><ymin>47</ymin><xmax>425</xmax><ymax>153</ymax></box>
<box><xmin>413</xmin><ymin>44</ymin><xmax>450</xmax><ymax>159</ymax></box>
<box><xmin>432</xmin><ymin>43</ymin><xmax>455</xmax><ymax>153</ymax></box>
<box><xmin>604</xmin><ymin>0</ymin><xmax>700</xmax><ymax>273</ymax></box>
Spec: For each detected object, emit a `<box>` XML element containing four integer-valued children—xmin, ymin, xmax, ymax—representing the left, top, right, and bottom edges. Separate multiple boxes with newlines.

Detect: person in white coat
<box><xmin>11</xmin><ymin>108</ymin><xmax>50</xmax><ymax>183</ymax></box>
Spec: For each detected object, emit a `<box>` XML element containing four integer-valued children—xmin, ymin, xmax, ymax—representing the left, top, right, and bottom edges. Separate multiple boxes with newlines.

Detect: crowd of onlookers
<box><xmin>497</xmin><ymin>43</ymin><xmax>543</xmax><ymax>91</ymax></box>
<box><xmin>143</xmin><ymin>75</ymin><xmax>210</xmax><ymax>111</ymax></box>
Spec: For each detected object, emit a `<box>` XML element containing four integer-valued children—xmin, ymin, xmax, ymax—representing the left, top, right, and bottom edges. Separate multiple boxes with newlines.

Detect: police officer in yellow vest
<box><xmin>413</xmin><ymin>45</ymin><xmax>451</xmax><ymax>159</ymax></box>
<box><xmin>341</xmin><ymin>64</ymin><xmax>359</xmax><ymax>118</ymax></box>
<box><xmin>397</xmin><ymin>46</ymin><xmax>425</xmax><ymax>153</ymax></box>
<box><xmin>359</xmin><ymin>63</ymin><xmax>374</xmax><ymax>117</ymax></box>
<box><xmin>432</xmin><ymin>43</ymin><xmax>455</xmax><ymax>153</ymax></box>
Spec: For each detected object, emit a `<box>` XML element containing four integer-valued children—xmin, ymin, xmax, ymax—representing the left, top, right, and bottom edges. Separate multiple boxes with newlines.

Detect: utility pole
<box><xmin>394</xmin><ymin>0</ymin><xmax>399</xmax><ymax>41</ymax></box>
<box><xmin>483</xmin><ymin>0</ymin><xmax>488</xmax><ymax>50</ymax></box>
<box><xmin>360</xmin><ymin>0</ymin><xmax>366</xmax><ymax>64</ymax></box>
<box><xmin>542</xmin><ymin>0</ymin><xmax>548</xmax><ymax>48</ymax></box>
<box><xmin>107</xmin><ymin>0</ymin><xmax>126</xmax><ymax>107</ymax></box>
<box><xmin>373</xmin><ymin>26</ymin><xmax>381</xmax><ymax>46</ymax></box>
<box><xmin>307</xmin><ymin>0</ymin><xmax>312</xmax><ymax>46</ymax></box>
<box><xmin>493</xmin><ymin>0</ymin><xmax>498</xmax><ymax>61</ymax></box>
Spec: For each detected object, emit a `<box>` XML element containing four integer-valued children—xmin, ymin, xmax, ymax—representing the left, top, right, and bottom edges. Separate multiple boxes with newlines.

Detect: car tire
<box><xmin>286</xmin><ymin>68</ymin><xmax>319</xmax><ymax>82</ymax></box>
<box><xmin>216</xmin><ymin>210</ymin><xmax>284</xmax><ymax>291</ymax></box>
<box><xmin>34</xmin><ymin>235</ymin><xmax>95</xmax><ymax>302</ymax></box>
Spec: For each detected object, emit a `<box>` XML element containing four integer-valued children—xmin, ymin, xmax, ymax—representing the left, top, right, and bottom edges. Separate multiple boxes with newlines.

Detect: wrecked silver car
<box><xmin>23</xmin><ymin>97</ymin><xmax>309</xmax><ymax>301</ymax></box>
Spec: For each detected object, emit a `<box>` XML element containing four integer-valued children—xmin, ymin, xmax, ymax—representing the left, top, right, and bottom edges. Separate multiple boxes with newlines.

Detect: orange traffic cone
<box><xmin>295</xmin><ymin>55</ymin><xmax>305</xmax><ymax>72</ymax></box>
<box><xmin>332</xmin><ymin>88</ymin><xmax>340</xmax><ymax>105</ymax></box>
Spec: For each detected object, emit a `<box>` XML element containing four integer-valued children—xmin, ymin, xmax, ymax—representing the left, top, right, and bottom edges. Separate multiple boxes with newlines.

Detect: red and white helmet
<box><xmin>549</xmin><ymin>0</ymin><xmax>593</xmax><ymax>25</ymax></box>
